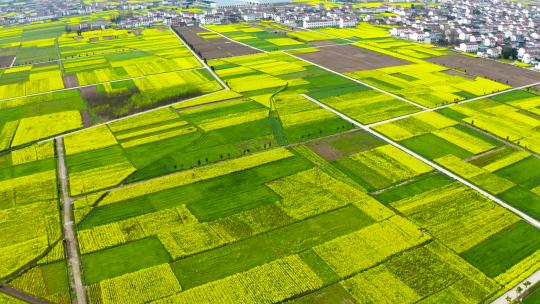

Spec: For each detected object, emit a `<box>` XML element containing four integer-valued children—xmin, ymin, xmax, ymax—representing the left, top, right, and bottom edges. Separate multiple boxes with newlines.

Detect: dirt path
<box><xmin>55</xmin><ymin>138</ymin><xmax>87</xmax><ymax>304</ymax></box>
<box><xmin>462</xmin><ymin>123</ymin><xmax>540</xmax><ymax>160</ymax></box>
<box><xmin>463</xmin><ymin>146</ymin><xmax>505</xmax><ymax>162</ymax></box>
<box><xmin>0</xmin><ymin>286</ymin><xmax>50</xmax><ymax>304</ymax></box>
<box><xmin>303</xmin><ymin>93</ymin><xmax>540</xmax><ymax>230</ymax></box>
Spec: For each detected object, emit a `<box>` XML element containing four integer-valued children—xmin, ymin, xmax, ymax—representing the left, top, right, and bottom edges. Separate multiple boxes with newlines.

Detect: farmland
<box><xmin>1</xmin><ymin>19</ymin><xmax>540</xmax><ymax>304</ymax></box>
<box><xmin>0</xmin><ymin>25</ymin><xmax>223</xmax><ymax>153</ymax></box>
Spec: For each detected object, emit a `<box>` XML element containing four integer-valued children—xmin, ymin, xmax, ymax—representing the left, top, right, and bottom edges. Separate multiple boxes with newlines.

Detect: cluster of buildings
<box><xmin>1</xmin><ymin>0</ymin><xmax>539</xmax><ymax>66</ymax></box>
<box><xmin>0</xmin><ymin>0</ymin><xmax>83</xmax><ymax>24</ymax></box>
<box><xmin>385</xmin><ymin>0</ymin><xmax>540</xmax><ymax>64</ymax></box>
<box><xmin>193</xmin><ymin>4</ymin><xmax>363</xmax><ymax>29</ymax></box>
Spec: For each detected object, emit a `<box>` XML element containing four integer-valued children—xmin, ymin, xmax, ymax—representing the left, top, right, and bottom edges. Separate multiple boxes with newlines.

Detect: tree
<box><xmin>502</xmin><ymin>46</ymin><xmax>517</xmax><ymax>59</ymax></box>
<box><xmin>447</xmin><ymin>29</ymin><xmax>459</xmax><ymax>45</ymax></box>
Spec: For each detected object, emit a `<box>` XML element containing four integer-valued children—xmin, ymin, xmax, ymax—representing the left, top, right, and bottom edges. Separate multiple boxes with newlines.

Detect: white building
<box><xmin>459</xmin><ymin>42</ymin><xmax>479</xmax><ymax>53</ymax></box>
<box><xmin>338</xmin><ymin>17</ymin><xmax>357</xmax><ymax>28</ymax></box>
<box><xmin>200</xmin><ymin>15</ymin><xmax>223</xmax><ymax>25</ymax></box>
<box><xmin>409</xmin><ymin>31</ymin><xmax>425</xmax><ymax>41</ymax></box>
<box><xmin>302</xmin><ymin>17</ymin><xmax>338</xmax><ymax>29</ymax></box>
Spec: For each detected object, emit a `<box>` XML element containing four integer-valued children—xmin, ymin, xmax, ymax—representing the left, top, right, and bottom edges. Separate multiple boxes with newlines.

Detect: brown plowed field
<box><xmin>426</xmin><ymin>54</ymin><xmax>540</xmax><ymax>87</ymax></box>
<box><xmin>173</xmin><ymin>26</ymin><xmax>260</xmax><ymax>60</ymax></box>
<box><xmin>295</xmin><ymin>44</ymin><xmax>412</xmax><ymax>73</ymax></box>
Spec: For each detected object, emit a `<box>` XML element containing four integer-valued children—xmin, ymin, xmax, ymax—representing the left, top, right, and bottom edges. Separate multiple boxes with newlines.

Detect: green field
<box><xmin>1</xmin><ymin>17</ymin><xmax>540</xmax><ymax>304</ymax></box>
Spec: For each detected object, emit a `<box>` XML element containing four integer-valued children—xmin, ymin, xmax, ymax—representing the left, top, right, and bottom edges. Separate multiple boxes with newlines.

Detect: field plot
<box><xmin>343</xmin><ymin>46</ymin><xmax>509</xmax><ymax>108</ymax></box>
<box><xmin>427</xmin><ymin>54</ymin><xmax>540</xmax><ymax>87</ymax></box>
<box><xmin>0</xmin><ymin>90</ymin><xmax>85</xmax><ymax>150</ymax></box>
<box><xmin>59</xmin><ymin>28</ymin><xmax>203</xmax><ymax>86</ymax></box>
<box><xmin>172</xmin><ymin>26</ymin><xmax>261</xmax><ymax>60</ymax></box>
<box><xmin>0</xmin><ymin>68</ymin><xmax>221</xmax><ymax>152</ymax></box>
<box><xmin>84</xmin><ymin>68</ymin><xmax>222</xmax><ymax>119</ymax></box>
<box><xmin>3</xmin><ymin>19</ymin><xmax>540</xmax><ymax>304</ymax></box>
<box><xmin>63</xmin><ymin>127</ymin><xmax>540</xmax><ymax>304</ymax></box>
<box><xmin>68</xmin><ymin>140</ymin><xmax>514</xmax><ymax>304</ymax></box>
<box><xmin>309</xmin><ymin>85</ymin><xmax>422</xmax><ymax>124</ymax></box>
<box><xmin>0</xmin><ymin>142</ymin><xmax>63</xmax><ymax>294</ymax></box>
<box><xmin>284</xmin><ymin>33</ymin><xmax>509</xmax><ymax>108</ymax></box>
<box><xmin>61</xmin><ymin>80</ymin><xmax>357</xmax><ymax>194</ymax></box>
<box><xmin>358</xmin><ymin>37</ymin><xmax>450</xmax><ymax>59</ymax></box>
<box><xmin>0</xmin><ymin>26</ymin><xmax>223</xmax><ymax>152</ymax></box>
<box><xmin>204</xmin><ymin>23</ymin><xmax>310</xmax><ymax>51</ymax></box>
<box><xmin>0</xmin><ymin>62</ymin><xmax>64</xmax><ymax>100</ymax></box>
<box><xmin>8</xmin><ymin>252</ymin><xmax>71</xmax><ymax>303</ymax></box>
<box><xmin>333</xmin><ymin>143</ymin><xmax>433</xmax><ymax>191</ymax></box>
<box><xmin>0</xmin><ymin>22</ymin><xmax>65</xmax><ymax>66</ymax></box>
<box><xmin>373</xmin><ymin>109</ymin><xmax>540</xmax><ymax>221</ymax></box>
<box><xmin>315</xmin><ymin>22</ymin><xmax>393</xmax><ymax>40</ymax></box>
<box><xmin>294</xmin><ymin>44</ymin><xmax>412</xmax><ymax>72</ymax></box>
<box><xmin>211</xmin><ymin>51</ymin><xmax>422</xmax><ymax>128</ymax></box>
<box><xmin>203</xmin><ymin>22</ymin><xmax>353</xmax><ymax>52</ymax></box>
<box><xmin>390</xmin><ymin>180</ymin><xmax>521</xmax><ymax>253</ymax></box>
<box><xmin>442</xmin><ymin>91</ymin><xmax>540</xmax><ymax>154</ymax></box>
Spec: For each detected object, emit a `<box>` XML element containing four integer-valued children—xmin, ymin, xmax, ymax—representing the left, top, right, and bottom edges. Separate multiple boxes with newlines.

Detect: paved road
<box><xmin>0</xmin><ymin>286</ymin><xmax>50</xmax><ymax>304</ymax></box>
<box><xmin>302</xmin><ymin>93</ymin><xmax>540</xmax><ymax>229</ymax></box>
<box><xmin>55</xmin><ymin>138</ymin><xmax>87</xmax><ymax>304</ymax></box>
<box><xmin>492</xmin><ymin>269</ymin><xmax>540</xmax><ymax>303</ymax></box>
<box><xmin>170</xmin><ymin>26</ymin><xmax>229</xmax><ymax>90</ymax></box>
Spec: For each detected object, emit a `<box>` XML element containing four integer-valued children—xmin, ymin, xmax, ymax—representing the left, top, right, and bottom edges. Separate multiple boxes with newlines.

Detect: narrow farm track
<box><xmin>0</xmin><ymin>286</ymin><xmax>50</xmax><ymax>304</ymax></box>
<box><xmin>463</xmin><ymin>146</ymin><xmax>506</xmax><ymax>162</ymax></box>
<box><xmin>302</xmin><ymin>93</ymin><xmax>540</xmax><ymax>229</ymax></box>
<box><xmin>9</xmin><ymin>56</ymin><xmax>16</xmax><ymax>68</ymax></box>
<box><xmin>55</xmin><ymin>138</ymin><xmax>87</xmax><ymax>304</ymax></box>
<box><xmin>55</xmin><ymin>38</ymin><xmax>64</xmax><ymax>75</ymax></box>
<box><xmin>462</xmin><ymin>123</ymin><xmax>540</xmax><ymax>160</ymax></box>
<box><xmin>170</xmin><ymin>26</ymin><xmax>229</xmax><ymax>90</ymax></box>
